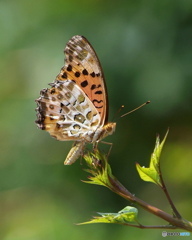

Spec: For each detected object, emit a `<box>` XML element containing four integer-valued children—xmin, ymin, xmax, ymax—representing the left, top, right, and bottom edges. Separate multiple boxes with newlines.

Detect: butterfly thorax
<box><xmin>64</xmin><ymin>122</ymin><xmax>116</xmax><ymax>165</ymax></box>
<box><xmin>91</xmin><ymin>122</ymin><xmax>116</xmax><ymax>143</ymax></box>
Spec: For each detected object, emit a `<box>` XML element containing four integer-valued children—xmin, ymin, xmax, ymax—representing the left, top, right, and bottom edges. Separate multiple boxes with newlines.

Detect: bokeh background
<box><xmin>1</xmin><ymin>0</ymin><xmax>192</xmax><ymax>239</ymax></box>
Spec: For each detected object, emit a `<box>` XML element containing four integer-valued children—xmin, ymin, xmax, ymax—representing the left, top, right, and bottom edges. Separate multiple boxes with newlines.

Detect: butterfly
<box><xmin>35</xmin><ymin>35</ymin><xmax>116</xmax><ymax>165</ymax></box>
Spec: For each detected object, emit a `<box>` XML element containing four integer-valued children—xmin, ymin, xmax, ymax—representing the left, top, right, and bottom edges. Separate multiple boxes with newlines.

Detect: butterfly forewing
<box><xmin>56</xmin><ymin>35</ymin><xmax>108</xmax><ymax>125</ymax></box>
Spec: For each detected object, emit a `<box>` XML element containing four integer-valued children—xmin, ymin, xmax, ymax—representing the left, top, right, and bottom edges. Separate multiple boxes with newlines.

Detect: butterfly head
<box><xmin>97</xmin><ymin>122</ymin><xmax>116</xmax><ymax>142</ymax></box>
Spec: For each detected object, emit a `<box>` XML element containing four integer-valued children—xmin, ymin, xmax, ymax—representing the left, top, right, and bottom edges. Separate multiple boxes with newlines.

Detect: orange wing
<box><xmin>56</xmin><ymin>35</ymin><xmax>108</xmax><ymax>126</ymax></box>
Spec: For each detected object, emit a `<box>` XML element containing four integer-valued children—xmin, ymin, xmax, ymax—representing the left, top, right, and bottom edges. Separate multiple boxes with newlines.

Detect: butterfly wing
<box><xmin>56</xmin><ymin>35</ymin><xmax>108</xmax><ymax>125</ymax></box>
<box><xmin>36</xmin><ymin>80</ymin><xmax>101</xmax><ymax>141</ymax></box>
<box><xmin>35</xmin><ymin>35</ymin><xmax>115</xmax><ymax>165</ymax></box>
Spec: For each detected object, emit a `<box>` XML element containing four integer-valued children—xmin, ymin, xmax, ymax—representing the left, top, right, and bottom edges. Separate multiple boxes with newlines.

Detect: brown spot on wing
<box><xmin>54</xmin><ymin>36</ymin><xmax>108</xmax><ymax>125</ymax></box>
<box><xmin>67</xmin><ymin>64</ymin><xmax>72</xmax><ymax>71</ymax></box>
<box><xmin>90</xmin><ymin>72</ymin><xmax>96</xmax><ymax>77</ymax></box>
<box><xmin>75</xmin><ymin>71</ymin><xmax>81</xmax><ymax>77</ymax></box>
<box><xmin>82</xmin><ymin>69</ymin><xmax>88</xmax><ymax>75</ymax></box>
<box><xmin>62</xmin><ymin>72</ymin><xmax>67</xmax><ymax>79</ymax></box>
<box><xmin>81</xmin><ymin>80</ymin><xmax>88</xmax><ymax>88</ymax></box>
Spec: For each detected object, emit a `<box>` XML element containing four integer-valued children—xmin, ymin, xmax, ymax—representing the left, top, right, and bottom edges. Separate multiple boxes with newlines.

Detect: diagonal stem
<box><xmin>108</xmin><ymin>176</ymin><xmax>192</xmax><ymax>232</ymax></box>
<box><xmin>158</xmin><ymin>163</ymin><xmax>182</xmax><ymax>219</ymax></box>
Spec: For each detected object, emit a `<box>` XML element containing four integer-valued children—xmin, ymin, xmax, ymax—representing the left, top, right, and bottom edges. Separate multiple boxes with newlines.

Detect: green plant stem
<box><xmin>108</xmin><ymin>176</ymin><xmax>192</xmax><ymax>232</ymax></box>
<box><xmin>158</xmin><ymin>164</ymin><xmax>182</xmax><ymax>219</ymax></box>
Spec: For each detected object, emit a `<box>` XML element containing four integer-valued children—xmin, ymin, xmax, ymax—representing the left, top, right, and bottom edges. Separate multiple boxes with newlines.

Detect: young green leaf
<box><xmin>136</xmin><ymin>130</ymin><xmax>169</xmax><ymax>186</ymax></box>
<box><xmin>78</xmin><ymin>206</ymin><xmax>138</xmax><ymax>225</ymax></box>
<box><xmin>82</xmin><ymin>151</ymin><xmax>114</xmax><ymax>188</ymax></box>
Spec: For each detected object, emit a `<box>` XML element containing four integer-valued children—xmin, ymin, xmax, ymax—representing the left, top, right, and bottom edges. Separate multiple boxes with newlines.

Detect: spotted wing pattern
<box><xmin>36</xmin><ymin>80</ymin><xmax>100</xmax><ymax>141</ymax></box>
<box><xmin>35</xmin><ymin>35</ymin><xmax>116</xmax><ymax>165</ymax></box>
<box><xmin>56</xmin><ymin>35</ymin><xmax>108</xmax><ymax>125</ymax></box>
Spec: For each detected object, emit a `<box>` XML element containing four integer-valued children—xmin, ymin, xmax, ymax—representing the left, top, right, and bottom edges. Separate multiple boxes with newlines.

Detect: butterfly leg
<box><xmin>93</xmin><ymin>142</ymin><xmax>98</xmax><ymax>150</ymax></box>
<box><xmin>64</xmin><ymin>141</ymin><xmax>85</xmax><ymax>165</ymax></box>
<box><xmin>92</xmin><ymin>141</ymin><xmax>113</xmax><ymax>158</ymax></box>
<box><xmin>100</xmin><ymin>141</ymin><xmax>113</xmax><ymax>158</ymax></box>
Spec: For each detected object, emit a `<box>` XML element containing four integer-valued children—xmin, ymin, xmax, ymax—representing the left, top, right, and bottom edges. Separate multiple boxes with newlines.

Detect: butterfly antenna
<box><xmin>121</xmin><ymin>101</ymin><xmax>150</xmax><ymax>118</ymax></box>
<box><xmin>112</xmin><ymin>105</ymin><xmax>125</xmax><ymax>121</ymax></box>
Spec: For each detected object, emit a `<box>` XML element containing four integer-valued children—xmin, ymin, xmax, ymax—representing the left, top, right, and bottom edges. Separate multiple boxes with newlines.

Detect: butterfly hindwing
<box><xmin>36</xmin><ymin>80</ymin><xmax>101</xmax><ymax>141</ymax></box>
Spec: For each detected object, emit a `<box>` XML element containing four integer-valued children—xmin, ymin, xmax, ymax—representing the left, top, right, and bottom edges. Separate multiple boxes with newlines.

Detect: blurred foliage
<box><xmin>0</xmin><ymin>0</ymin><xmax>192</xmax><ymax>239</ymax></box>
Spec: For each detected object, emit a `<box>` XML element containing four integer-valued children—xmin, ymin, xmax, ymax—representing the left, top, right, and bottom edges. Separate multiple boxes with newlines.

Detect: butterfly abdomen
<box><xmin>64</xmin><ymin>141</ymin><xmax>85</xmax><ymax>165</ymax></box>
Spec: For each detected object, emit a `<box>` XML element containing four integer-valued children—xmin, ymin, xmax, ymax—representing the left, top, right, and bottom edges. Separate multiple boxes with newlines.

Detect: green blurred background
<box><xmin>1</xmin><ymin>0</ymin><xmax>192</xmax><ymax>239</ymax></box>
